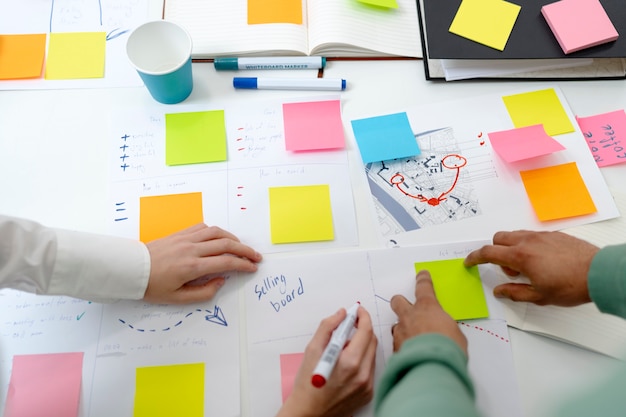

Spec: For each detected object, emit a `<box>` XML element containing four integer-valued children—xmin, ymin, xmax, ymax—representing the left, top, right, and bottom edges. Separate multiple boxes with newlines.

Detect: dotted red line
<box><xmin>460</xmin><ymin>321</ymin><xmax>509</xmax><ymax>343</ymax></box>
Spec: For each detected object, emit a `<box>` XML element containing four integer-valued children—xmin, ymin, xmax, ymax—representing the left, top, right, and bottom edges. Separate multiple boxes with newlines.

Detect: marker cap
<box><xmin>233</xmin><ymin>77</ymin><xmax>258</xmax><ymax>89</ymax></box>
<box><xmin>311</xmin><ymin>374</ymin><xmax>326</xmax><ymax>388</ymax></box>
<box><xmin>214</xmin><ymin>58</ymin><xmax>239</xmax><ymax>70</ymax></box>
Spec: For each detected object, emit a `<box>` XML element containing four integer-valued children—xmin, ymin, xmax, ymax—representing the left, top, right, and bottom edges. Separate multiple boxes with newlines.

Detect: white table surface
<box><xmin>1</xmin><ymin>59</ymin><xmax>624</xmax><ymax>417</ymax></box>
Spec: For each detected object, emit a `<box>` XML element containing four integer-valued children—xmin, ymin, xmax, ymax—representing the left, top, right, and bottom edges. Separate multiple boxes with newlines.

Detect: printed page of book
<box><xmin>164</xmin><ymin>0</ymin><xmax>310</xmax><ymax>58</ymax></box>
<box><xmin>307</xmin><ymin>0</ymin><xmax>422</xmax><ymax>57</ymax></box>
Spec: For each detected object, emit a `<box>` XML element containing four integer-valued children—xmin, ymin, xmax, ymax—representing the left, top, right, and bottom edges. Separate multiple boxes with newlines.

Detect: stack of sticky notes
<box><xmin>541</xmin><ymin>0</ymin><xmax>619</xmax><ymax>54</ymax></box>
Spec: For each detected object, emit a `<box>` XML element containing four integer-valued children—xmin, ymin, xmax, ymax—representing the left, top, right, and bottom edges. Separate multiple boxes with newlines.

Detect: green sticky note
<box><xmin>45</xmin><ymin>32</ymin><xmax>106</xmax><ymax>79</ymax></box>
<box><xmin>414</xmin><ymin>259</ymin><xmax>488</xmax><ymax>320</ymax></box>
<box><xmin>502</xmin><ymin>88</ymin><xmax>575</xmax><ymax>136</ymax></box>
<box><xmin>357</xmin><ymin>0</ymin><xmax>399</xmax><ymax>8</ymax></box>
<box><xmin>269</xmin><ymin>185</ymin><xmax>334</xmax><ymax>244</ymax></box>
<box><xmin>449</xmin><ymin>0</ymin><xmax>521</xmax><ymax>51</ymax></box>
<box><xmin>134</xmin><ymin>363</ymin><xmax>204</xmax><ymax>417</ymax></box>
<box><xmin>165</xmin><ymin>110</ymin><xmax>227</xmax><ymax>165</ymax></box>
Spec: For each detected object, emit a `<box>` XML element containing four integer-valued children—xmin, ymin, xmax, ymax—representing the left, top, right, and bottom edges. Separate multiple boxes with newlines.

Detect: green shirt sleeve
<box><xmin>375</xmin><ymin>333</ymin><xmax>481</xmax><ymax>417</ymax></box>
<box><xmin>588</xmin><ymin>243</ymin><xmax>626</xmax><ymax>319</ymax></box>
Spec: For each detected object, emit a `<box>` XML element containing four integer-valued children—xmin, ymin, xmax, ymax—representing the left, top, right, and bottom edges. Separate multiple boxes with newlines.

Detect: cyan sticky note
<box><xmin>351</xmin><ymin>112</ymin><xmax>420</xmax><ymax>163</ymax></box>
<box><xmin>542</xmin><ymin>0</ymin><xmax>618</xmax><ymax>54</ymax></box>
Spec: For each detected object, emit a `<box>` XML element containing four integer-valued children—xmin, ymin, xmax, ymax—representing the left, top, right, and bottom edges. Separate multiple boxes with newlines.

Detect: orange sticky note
<box><xmin>520</xmin><ymin>162</ymin><xmax>597</xmax><ymax>221</ymax></box>
<box><xmin>280</xmin><ymin>353</ymin><xmax>305</xmax><ymax>403</ymax></box>
<box><xmin>139</xmin><ymin>192</ymin><xmax>204</xmax><ymax>242</ymax></box>
<box><xmin>4</xmin><ymin>352</ymin><xmax>84</xmax><ymax>417</ymax></box>
<box><xmin>45</xmin><ymin>32</ymin><xmax>106</xmax><ymax>80</ymax></box>
<box><xmin>0</xmin><ymin>34</ymin><xmax>46</xmax><ymax>80</ymax></box>
<box><xmin>248</xmin><ymin>0</ymin><xmax>302</xmax><ymax>24</ymax></box>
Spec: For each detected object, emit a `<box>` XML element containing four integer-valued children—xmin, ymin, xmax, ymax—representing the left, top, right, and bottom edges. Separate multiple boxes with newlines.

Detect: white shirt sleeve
<box><xmin>0</xmin><ymin>215</ymin><xmax>150</xmax><ymax>301</ymax></box>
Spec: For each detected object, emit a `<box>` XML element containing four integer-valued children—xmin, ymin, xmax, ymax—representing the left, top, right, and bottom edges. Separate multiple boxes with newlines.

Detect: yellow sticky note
<box><xmin>165</xmin><ymin>111</ymin><xmax>227</xmax><ymax>165</ymax></box>
<box><xmin>269</xmin><ymin>185</ymin><xmax>334</xmax><ymax>244</ymax></box>
<box><xmin>357</xmin><ymin>0</ymin><xmax>399</xmax><ymax>8</ymax></box>
<box><xmin>139</xmin><ymin>192</ymin><xmax>204</xmax><ymax>243</ymax></box>
<box><xmin>45</xmin><ymin>32</ymin><xmax>106</xmax><ymax>80</ymax></box>
<box><xmin>449</xmin><ymin>0</ymin><xmax>521</xmax><ymax>51</ymax></box>
<box><xmin>414</xmin><ymin>259</ymin><xmax>488</xmax><ymax>320</ymax></box>
<box><xmin>520</xmin><ymin>162</ymin><xmax>597</xmax><ymax>221</ymax></box>
<box><xmin>134</xmin><ymin>363</ymin><xmax>204</xmax><ymax>417</ymax></box>
<box><xmin>0</xmin><ymin>34</ymin><xmax>47</xmax><ymax>80</ymax></box>
<box><xmin>502</xmin><ymin>88</ymin><xmax>575</xmax><ymax>136</ymax></box>
<box><xmin>248</xmin><ymin>0</ymin><xmax>302</xmax><ymax>24</ymax></box>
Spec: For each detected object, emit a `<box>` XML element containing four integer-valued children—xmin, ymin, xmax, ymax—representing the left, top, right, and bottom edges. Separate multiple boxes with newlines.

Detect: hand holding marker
<box><xmin>311</xmin><ymin>302</ymin><xmax>360</xmax><ymax>388</ymax></box>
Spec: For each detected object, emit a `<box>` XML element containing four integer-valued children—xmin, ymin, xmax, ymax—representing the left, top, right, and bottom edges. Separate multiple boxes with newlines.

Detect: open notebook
<box><xmin>162</xmin><ymin>0</ymin><xmax>422</xmax><ymax>58</ymax></box>
<box><xmin>500</xmin><ymin>188</ymin><xmax>626</xmax><ymax>359</ymax></box>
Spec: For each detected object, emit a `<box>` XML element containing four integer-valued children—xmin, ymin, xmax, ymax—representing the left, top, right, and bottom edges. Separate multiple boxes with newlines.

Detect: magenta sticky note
<box><xmin>576</xmin><ymin>110</ymin><xmax>626</xmax><ymax>167</ymax></box>
<box><xmin>280</xmin><ymin>352</ymin><xmax>305</xmax><ymax>403</ymax></box>
<box><xmin>487</xmin><ymin>124</ymin><xmax>566</xmax><ymax>163</ymax></box>
<box><xmin>4</xmin><ymin>352</ymin><xmax>84</xmax><ymax>417</ymax></box>
<box><xmin>541</xmin><ymin>0</ymin><xmax>618</xmax><ymax>54</ymax></box>
<box><xmin>283</xmin><ymin>100</ymin><xmax>345</xmax><ymax>151</ymax></box>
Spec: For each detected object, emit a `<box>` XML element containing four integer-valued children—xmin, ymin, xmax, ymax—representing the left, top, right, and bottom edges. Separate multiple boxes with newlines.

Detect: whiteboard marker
<box><xmin>215</xmin><ymin>56</ymin><xmax>326</xmax><ymax>70</ymax></box>
<box><xmin>311</xmin><ymin>302</ymin><xmax>360</xmax><ymax>388</ymax></box>
<box><xmin>233</xmin><ymin>77</ymin><xmax>346</xmax><ymax>91</ymax></box>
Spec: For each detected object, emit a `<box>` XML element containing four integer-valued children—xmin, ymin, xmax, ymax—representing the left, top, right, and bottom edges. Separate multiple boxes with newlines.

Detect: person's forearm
<box><xmin>375</xmin><ymin>334</ymin><xmax>481</xmax><ymax>417</ymax></box>
<box><xmin>588</xmin><ymin>243</ymin><xmax>626</xmax><ymax>319</ymax></box>
<box><xmin>0</xmin><ymin>215</ymin><xmax>149</xmax><ymax>300</ymax></box>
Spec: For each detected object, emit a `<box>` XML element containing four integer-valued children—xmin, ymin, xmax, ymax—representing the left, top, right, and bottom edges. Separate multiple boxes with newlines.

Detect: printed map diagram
<box><xmin>366</xmin><ymin>127</ymin><xmax>484</xmax><ymax>237</ymax></box>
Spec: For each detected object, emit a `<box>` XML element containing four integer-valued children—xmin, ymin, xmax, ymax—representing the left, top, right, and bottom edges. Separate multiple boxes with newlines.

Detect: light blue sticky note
<box><xmin>351</xmin><ymin>112</ymin><xmax>420</xmax><ymax>163</ymax></box>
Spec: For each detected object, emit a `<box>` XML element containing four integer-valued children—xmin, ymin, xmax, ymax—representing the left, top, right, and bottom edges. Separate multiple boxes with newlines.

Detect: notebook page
<box><xmin>307</xmin><ymin>0</ymin><xmax>422</xmax><ymax>57</ymax></box>
<box><xmin>500</xmin><ymin>188</ymin><xmax>626</xmax><ymax>358</ymax></box>
<box><xmin>164</xmin><ymin>0</ymin><xmax>309</xmax><ymax>58</ymax></box>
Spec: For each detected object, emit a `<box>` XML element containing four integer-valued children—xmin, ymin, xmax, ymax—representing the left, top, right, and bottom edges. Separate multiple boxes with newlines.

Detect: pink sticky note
<box><xmin>283</xmin><ymin>100</ymin><xmax>345</xmax><ymax>151</ymax></box>
<box><xmin>576</xmin><ymin>110</ymin><xmax>626</xmax><ymax>167</ymax></box>
<box><xmin>280</xmin><ymin>352</ymin><xmax>305</xmax><ymax>402</ymax></box>
<box><xmin>4</xmin><ymin>352</ymin><xmax>84</xmax><ymax>417</ymax></box>
<box><xmin>487</xmin><ymin>124</ymin><xmax>565</xmax><ymax>163</ymax></box>
<box><xmin>541</xmin><ymin>0</ymin><xmax>618</xmax><ymax>54</ymax></box>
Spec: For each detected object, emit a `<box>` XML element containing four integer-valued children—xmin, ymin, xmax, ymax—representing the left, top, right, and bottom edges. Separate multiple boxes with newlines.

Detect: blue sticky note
<box><xmin>351</xmin><ymin>112</ymin><xmax>420</xmax><ymax>163</ymax></box>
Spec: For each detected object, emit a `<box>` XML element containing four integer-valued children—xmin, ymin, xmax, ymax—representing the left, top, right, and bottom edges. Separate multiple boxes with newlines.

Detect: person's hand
<box><xmin>464</xmin><ymin>230</ymin><xmax>599</xmax><ymax>306</ymax></box>
<box><xmin>390</xmin><ymin>270</ymin><xmax>467</xmax><ymax>355</ymax></box>
<box><xmin>276</xmin><ymin>306</ymin><xmax>377</xmax><ymax>417</ymax></box>
<box><xmin>143</xmin><ymin>223</ymin><xmax>262</xmax><ymax>304</ymax></box>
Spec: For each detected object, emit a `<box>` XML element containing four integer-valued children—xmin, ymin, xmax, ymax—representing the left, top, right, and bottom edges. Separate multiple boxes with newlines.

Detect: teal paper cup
<box><xmin>126</xmin><ymin>20</ymin><xmax>193</xmax><ymax>104</ymax></box>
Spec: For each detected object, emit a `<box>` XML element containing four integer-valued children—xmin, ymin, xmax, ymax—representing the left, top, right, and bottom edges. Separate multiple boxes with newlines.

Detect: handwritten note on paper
<box><xmin>269</xmin><ymin>185</ymin><xmax>334</xmax><ymax>243</ymax></box>
<box><xmin>4</xmin><ymin>352</ymin><xmax>84</xmax><ymax>417</ymax></box>
<box><xmin>248</xmin><ymin>0</ymin><xmax>302</xmax><ymax>24</ymax></box>
<box><xmin>0</xmin><ymin>34</ymin><xmax>46</xmax><ymax>79</ymax></box>
<box><xmin>414</xmin><ymin>259</ymin><xmax>488</xmax><ymax>320</ymax></box>
<box><xmin>139</xmin><ymin>192</ymin><xmax>204</xmax><ymax>242</ymax></box>
<box><xmin>576</xmin><ymin>110</ymin><xmax>626</xmax><ymax>167</ymax></box>
<box><xmin>280</xmin><ymin>353</ymin><xmax>305</xmax><ymax>402</ymax></box>
<box><xmin>520</xmin><ymin>162</ymin><xmax>597</xmax><ymax>221</ymax></box>
<box><xmin>283</xmin><ymin>100</ymin><xmax>345</xmax><ymax>151</ymax></box>
<box><xmin>351</xmin><ymin>112</ymin><xmax>420</xmax><ymax>163</ymax></box>
<box><xmin>45</xmin><ymin>32</ymin><xmax>106</xmax><ymax>80</ymax></box>
<box><xmin>502</xmin><ymin>88</ymin><xmax>575</xmax><ymax>136</ymax></box>
<box><xmin>165</xmin><ymin>110</ymin><xmax>227</xmax><ymax>165</ymax></box>
<box><xmin>487</xmin><ymin>124</ymin><xmax>566</xmax><ymax>162</ymax></box>
<box><xmin>134</xmin><ymin>363</ymin><xmax>204</xmax><ymax>417</ymax></box>
<box><xmin>448</xmin><ymin>0</ymin><xmax>521</xmax><ymax>51</ymax></box>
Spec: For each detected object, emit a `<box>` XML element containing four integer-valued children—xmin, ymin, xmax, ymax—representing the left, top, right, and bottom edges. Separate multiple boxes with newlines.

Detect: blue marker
<box><xmin>215</xmin><ymin>56</ymin><xmax>326</xmax><ymax>70</ymax></box>
<box><xmin>233</xmin><ymin>77</ymin><xmax>346</xmax><ymax>91</ymax></box>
